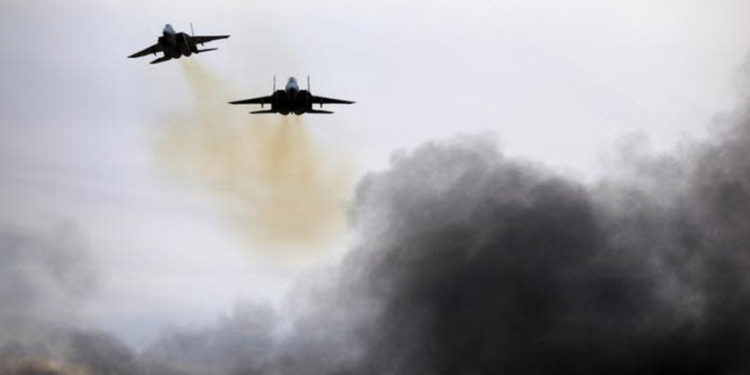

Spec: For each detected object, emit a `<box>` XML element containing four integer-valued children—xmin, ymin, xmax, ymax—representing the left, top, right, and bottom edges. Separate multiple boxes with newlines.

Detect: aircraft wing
<box><xmin>128</xmin><ymin>44</ymin><xmax>162</xmax><ymax>58</ymax></box>
<box><xmin>229</xmin><ymin>96</ymin><xmax>273</xmax><ymax>105</ymax></box>
<box><xmin>191</xmin><ymin>35</ymin><xmax>230</xmax><ymax>44</ymax></box>
<box><xmin>311</xmin><ymin>95</ymin><xmax>355</xmax><ymax>105</ymax></box>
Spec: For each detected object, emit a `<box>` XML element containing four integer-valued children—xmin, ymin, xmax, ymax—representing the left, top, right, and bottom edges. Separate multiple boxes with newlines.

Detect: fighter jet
<box><xmin>229</xmin><ymin>76</ymin><xmax>354</xmax><ymax>115</ymax></box>
<box><xmin>128</xmin><ymin>24</ymin><xmax>229</xmax><ymax>64</ymax></box>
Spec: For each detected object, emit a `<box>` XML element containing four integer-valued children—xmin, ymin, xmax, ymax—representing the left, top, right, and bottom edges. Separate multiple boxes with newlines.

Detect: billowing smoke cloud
<box><xmin>6</xmin><ymin>69</ymin><xmax>750</xmax><ymax>374</ymax></box>
<box><xmin>154</xmin><ymin>61</ymin><xmax>353</xmax><ymax>259</ymax></box>
<box><xmin>138</xmin><ymin>98</ymin><xmax>750</xmax><ymax>374</ymax></box>
<box><xmin>342</xmin><ymin>129</ymin><xmax>750</xmax><ymax>374</ymax></box>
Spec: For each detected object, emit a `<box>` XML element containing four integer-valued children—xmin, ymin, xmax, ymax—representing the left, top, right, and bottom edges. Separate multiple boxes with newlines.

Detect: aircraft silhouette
<box><xmin>128</xmin><ymin>24</ymin><xmax>229</xmax><ymax>64</ymax></box>
<box><xmin>229</xmin><ymin>76</ymin><xmax>354</xmax><ymax>115</ymax></box>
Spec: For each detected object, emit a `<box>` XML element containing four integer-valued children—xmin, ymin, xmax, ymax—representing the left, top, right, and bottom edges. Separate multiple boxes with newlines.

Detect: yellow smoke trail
<box><xmin>153</xmin><ymin>60</ymin><xmax>353</xmax><ymax>260</ymax></box>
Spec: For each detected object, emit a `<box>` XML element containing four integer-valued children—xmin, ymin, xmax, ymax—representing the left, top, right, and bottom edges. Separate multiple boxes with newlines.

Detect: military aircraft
<box><xmin>229</xmin><ymin>76</ymin><xmax>354</xmax><ymax>115</ymax></box>
<box><xmin>128</xmin><ymin>24</ymin><xmax>229</xmax><ymax>64</ymax></box>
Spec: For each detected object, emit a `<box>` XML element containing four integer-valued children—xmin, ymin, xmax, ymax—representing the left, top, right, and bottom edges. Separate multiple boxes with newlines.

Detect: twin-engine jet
<box><xmin>229</xmin><ymin>76</ymin><xmax>354</xmax><ymax>115</ymax></box>
<box><xmin>128</xmin><ymin>24</ymin><xmax>229</xmax><ymax>64</ymax></box>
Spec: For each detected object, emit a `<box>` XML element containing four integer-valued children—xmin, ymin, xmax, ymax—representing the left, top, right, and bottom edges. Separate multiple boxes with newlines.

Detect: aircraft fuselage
<box><xmin>266</xmin><ymin>78</ymin><xmax>317</xmax><ymax>115</ymax></box>
<box><xmin>158</xmin><ymin>25</ymin><xmax>197</xmax><ymax>59</ymax></box>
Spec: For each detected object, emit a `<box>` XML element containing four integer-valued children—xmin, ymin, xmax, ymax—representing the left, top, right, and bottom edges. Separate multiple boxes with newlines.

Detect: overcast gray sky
<box><xmin>1</xmin><ymin>0</ymin><xmax>749</xmax><ymax>347</ymax></box>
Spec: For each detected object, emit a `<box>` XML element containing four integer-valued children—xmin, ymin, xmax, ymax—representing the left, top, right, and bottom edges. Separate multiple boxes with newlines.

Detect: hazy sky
<box><xmin>1</xmin><ymin>0</ymin><xmax>749</xmax><ymax>347</ymax></box>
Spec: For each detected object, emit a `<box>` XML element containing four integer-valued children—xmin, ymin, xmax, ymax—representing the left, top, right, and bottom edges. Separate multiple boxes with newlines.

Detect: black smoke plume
<box><xmin>342</xmin><ymin>123</ymin><xmax>750</xmax><ymax>374</ymax></box>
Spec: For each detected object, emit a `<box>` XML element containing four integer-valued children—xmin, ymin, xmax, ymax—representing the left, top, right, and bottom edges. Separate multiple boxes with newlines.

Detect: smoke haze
<box><xmin>0</xmin><ymin>223</ymin><xmax>142</xmax><ymax>375</ymax></box>
<box><xmin>4</xmin><ymin>68</ymin><xmax>750</xmax><ymax>374</ymax></box>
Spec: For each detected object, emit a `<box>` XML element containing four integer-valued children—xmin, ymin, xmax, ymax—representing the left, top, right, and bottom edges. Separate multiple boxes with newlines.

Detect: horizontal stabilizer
<box><xmin>307</xmin><ymin>109</ymin><xmax>334</xmax><ymax>114</ymax></box>
<box><xmin>196</xmin><ymin>48</ymin><xmax>218</xmax><ymax>54</ymax></box>
<box><xmin>250</xmin><ymin>110</ymin><xmax>276</xmax><ymax>114</ymax></box>
<box><xmin>150</xmin><ymin>56</ymin><xmax>171</xmax><ymax>64</ymax></box>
